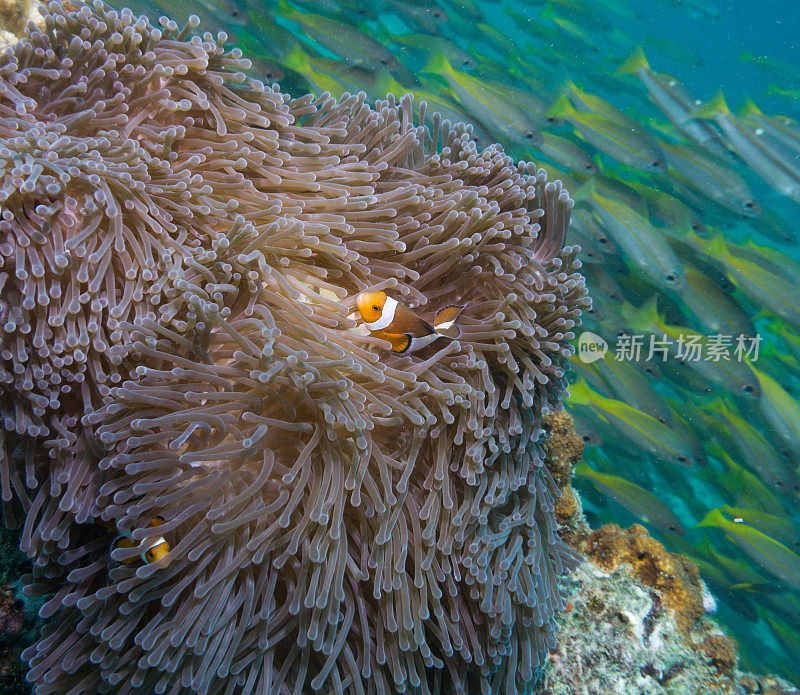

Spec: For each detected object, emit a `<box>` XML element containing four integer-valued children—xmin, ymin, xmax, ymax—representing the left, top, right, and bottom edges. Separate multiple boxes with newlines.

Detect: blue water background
<box><xmin>639</xmin><ymin>0</ymin><xmax>799</xmax><ymax>105</ymax></box>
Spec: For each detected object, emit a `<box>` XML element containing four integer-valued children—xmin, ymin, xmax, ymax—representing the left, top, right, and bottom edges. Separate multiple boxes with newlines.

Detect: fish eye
<box><xmin>598</xmin><ymin>236</ymin><xmax>608</xmax><ymax>244</ymax></box>
<box><xmin>742</xmin><ymin>384</ymin><xmax>755</xmax><ymax>394</ymax></box>
<box><xmin>677</xmin><ymin>454</ymin><xmax>687</xmax><ymax>463</ymax></box>
<box><xmin>665</xmin><ymin>273</ymin><xmax>677</xmax><ymax>282</ymax></box>
<box><xmin>658</xmin><ymin>417</ymin><xmax>667</xmax><ymax>424</ymax></box>
<box><xmin>744</xmin><ymin>201</ymin><xmax>755</xmax><ymax>209</ymax></box>
<box><xmin>372</xmin><ymin>305</ymin><xmax>380</xmax><ymax>311</ymax></box>
<box><xmin>525</xmin><ymin>131</ymin><xmax>535</xmax><ymax>139</ymax></box>
<box><xmin>651</xmin><ymin>160</ymin><xmax>662</xmax><ymax>168</ymax></box>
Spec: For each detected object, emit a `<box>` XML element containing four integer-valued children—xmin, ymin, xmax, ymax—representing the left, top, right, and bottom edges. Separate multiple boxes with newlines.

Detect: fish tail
<box><xmin>563</xmin><ymin>77</ymin><xmax>582</xmax><ymax>95</ymax></box>
<box><xmin>435</xmin><ymin>325</ymin><xmax>461</xmax><ymax>340</ymax></box>
<box><xmin>737</xmin><ymin>50</ymin><xmax>757</xmax><ymax>64</ymax></box>
<box><xmin>420</xmin><ymin>50</ymin><xmax>451</xmax><ymax>78</ymax></box>
<box><xmin>547</xmin><ymin>94</ymin><xmax>575</xmax><ymax>120</ymax></box>
<box><xmin>283</xmin><ymin>43</ymin><xmax>310</xmax><ymax>73</ymax></box>
<box><xmin>433</xmin><ymin>304</ymin><xmax>466</xmax><ymax>328</ymax></box>
<box><xmin>692</xmin><ymin>92</ymin><xmax>730</xmax><ymax>119</ymax></box>
<box><xmin>617</xmin><ymin>46</ymin><xmax>650</xmax><ymax>75</ymax></box>
<box><xmin>702</xmin><ymin>232</ymin><xmax>729</xmax><ymax>258</ymax></box>
<box><xmin>433</xmin><ymin>304</ymin><xmax>466</xmax><ymax>339</ymax></box>
<box><xmin>539</xmin><ymin>4</ymin><xmax>556</xmax><ymax>20</ymax></box>
<box><xmin>572</xmin><ymin>177</ymin><xmax>598</xmax><ymax>202</ymax></box>
<box><xmin>696</xmin><ymin>507</ymin><xmax>727</xmax><ymax>530</ymax></box>
<box><xmin>630</xmin><ymin>294</ymin><xmax>660</xmax><ymax>332</ymax></box>
<box><xmin>566</xmin><ymin>379</ymin><xmax>595</xmax><ymax>405</ymax></box>
<box><xmin>738</xmin><ymin>98</ymin><xmax>763</xmax><ymax>118</ymax></box>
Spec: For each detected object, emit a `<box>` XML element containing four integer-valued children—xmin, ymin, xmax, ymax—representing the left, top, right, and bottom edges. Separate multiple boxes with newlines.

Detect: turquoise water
<box><xmin>109</xmin><ymin>0</ymin><xmax>800</xmax><ymax>683</ymax></box>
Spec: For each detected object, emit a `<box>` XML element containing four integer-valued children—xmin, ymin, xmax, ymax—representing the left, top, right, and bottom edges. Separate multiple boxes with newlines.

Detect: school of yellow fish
<box><xmin>110</xmin><ymin>0</ymin><xmax>800</xmax><ymax>680</ymax></box>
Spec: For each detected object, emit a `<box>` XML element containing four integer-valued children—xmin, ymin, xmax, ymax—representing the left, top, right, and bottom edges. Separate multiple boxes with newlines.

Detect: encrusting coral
<box><xmin>539</xmin><ymin>412</ymin><xmax>799</xmax><ymax>695</ymax></box>
<box><xmin>0</xmin><ymin>1</ymin><xmax>589</xmax><ymax>693</ymax></box>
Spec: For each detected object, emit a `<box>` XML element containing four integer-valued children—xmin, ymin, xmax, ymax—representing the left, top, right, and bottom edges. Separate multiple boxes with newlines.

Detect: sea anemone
<box><xmin>0</xmin><ymin>2</ymin><xmax>589</xmax><ymax>692</ymax></box>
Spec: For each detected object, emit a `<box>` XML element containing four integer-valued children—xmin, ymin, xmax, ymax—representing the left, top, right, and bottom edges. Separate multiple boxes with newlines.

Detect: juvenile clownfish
<box><xmin>356</xmin><ymin>291</ymin><xmax>466</xmax><ymax>354</ymax></box>
<box><xmin>98</xmin><ymin>516</ymin><xmax>170</xmax><ymax>566</ymax></box>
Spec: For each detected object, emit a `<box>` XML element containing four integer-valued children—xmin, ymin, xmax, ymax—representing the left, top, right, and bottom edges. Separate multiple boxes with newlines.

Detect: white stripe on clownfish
<box><xmin>365</xmin><ymin>295</ymin><xmax>398</xmax><ymax>331</ymax></box>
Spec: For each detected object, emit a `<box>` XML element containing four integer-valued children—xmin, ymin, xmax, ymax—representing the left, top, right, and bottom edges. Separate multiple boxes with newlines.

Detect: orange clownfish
<box><xmin>356</xmin><ymin>291</ymin><xmax>466</xmax><ymax>354</ymax></box>
<box><xmin>98</xmin><ymin>516</ymin><xmax>170</xmax><ymax>566</ymax></box>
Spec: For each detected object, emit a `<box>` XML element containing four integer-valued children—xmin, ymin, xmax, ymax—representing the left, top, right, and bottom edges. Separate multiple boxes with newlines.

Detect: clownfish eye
<box><xmin>372</xmin><ymin>305</ymin><xmax>380</xmax><ymax>311</ymax></box>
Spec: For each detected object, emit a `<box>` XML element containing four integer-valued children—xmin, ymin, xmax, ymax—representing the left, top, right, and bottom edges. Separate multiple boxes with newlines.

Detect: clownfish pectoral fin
<box><xmin>433</xmin><ymin>304</ymin><xmax>466</xmax><ymax>338</ymax></box>
<box><xmin>374</xmin><ymin>331</ymin><xmax>414</xmax><ymax>354</ymax></box>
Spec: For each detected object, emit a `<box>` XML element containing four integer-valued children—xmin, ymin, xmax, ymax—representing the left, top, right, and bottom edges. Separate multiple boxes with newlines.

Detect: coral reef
<box><xmin>583</xmin><ymin>523</ymin><xmax>707</xmax><ymax>635</ymax></box>
<box><xmin>541</xmin><ymin>408</ymin><xmax>589</xmax><ymax>546</ymax></box>
<box><xmin>539</xmin><ymin>411</ymin><xmax>799</xmax><ymax>695</ymax></box>
<box><xmin>0</xmin><ymin>2</ymin><xmax>588</xmax><ymax>693</ymax></box>
<box><xmin>542</xmin><ymin>557</ymin><xmax>798</xmax><ymax>695</ymax></box>
<box><xmin>0</xmin><ymin>0</ymin><xmax>39</xmax><ymax>49</ymax></box>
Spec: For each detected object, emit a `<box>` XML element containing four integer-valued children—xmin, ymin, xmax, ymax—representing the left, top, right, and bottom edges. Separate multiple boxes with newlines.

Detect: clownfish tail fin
<box><xmin>433</xmin><ymin>304</ymin><xmax>466</xmax><ymax>338</ymax></box>
<box><xmin>437</xmin><ymin>325</ymin><xmax>461</xmax><ymax>339</ymax></box>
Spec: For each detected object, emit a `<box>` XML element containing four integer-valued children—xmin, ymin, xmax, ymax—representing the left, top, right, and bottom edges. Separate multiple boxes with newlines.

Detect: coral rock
<box><xmin>583</xmin><ymin>523</ymin><xmax>706</xmax><ymax>634</ymax></box>
<box><xmin>539</xmin><ymin>412</ymin><xmax>797</xmax><ymax>694</ymax></box>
